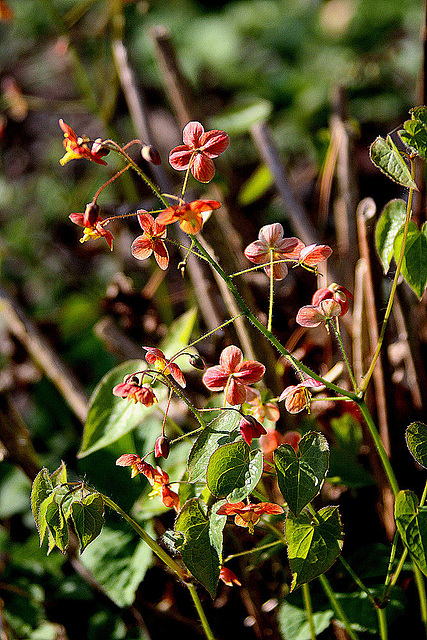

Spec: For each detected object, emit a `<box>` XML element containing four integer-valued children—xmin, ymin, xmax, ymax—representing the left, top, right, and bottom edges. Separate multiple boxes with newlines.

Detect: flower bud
<box><xmin>83</xmin><ymin>201</ymin><xmax>100</xmax><ymax>227</ymax></box>
<box><xmin>154</xmin><ymin>435</ymin><xmax>170</xmax><ymax>459</ymax></box>
<box><xmin>189</xmin><ymin>354</ymin><xmax>205</xmax><ymax>370</ymax></box>
<box><xmin>91</xmin><ymin>138</ymin><xmax>109</xmax><ymax>157</ymax></box>
<box><xmin>141</xmin><ymin>144</ymin><xmax>161</xmax><ymax>165</ymax></box>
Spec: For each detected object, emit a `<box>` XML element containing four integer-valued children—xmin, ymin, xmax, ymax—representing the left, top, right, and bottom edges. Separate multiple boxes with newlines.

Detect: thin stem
<box><xmin>181</xmin><ymin>159</ymin><xmax>194</xmax><ymax>200</ymax></box>
<box><xmin>338</xmin><ymin>556</ymin><xmax>376</xmax><ymax>605</ymax></box>
<box><xmin>186</xmin><ymin>582</ymin><xmax>216</xmax><ymax>640</ymax></box>
<box><xmin>223</xmin><ymin>541</ymin><xmax>282</xmax><ymax>562</ymax></box>
<box><xmin>318</xmin><ymin>574</ymin><xmax>360</xmax><ymax>640</ymax></box>
<box><xmin>415</xmin><ymin>565</ymin><xmax>427</xmax><ymax>639</ymax></box>
<box><xmin>360</xmin><ymin>167</ymin><xmax>415</xmax><ymax>393</ymax></box>
<box><xmin>172</xmin><ymin>314</ymin><xmax>245</xmax><ymax>362</ymax></box>
<box><xmin>302</xmin><ymin>583</ymin><xmax>317</xmax><ymax>640</ymax></box>
<box><xmin>92</xmin><ymin>164</ymin><xmax>131</xmax><ymax>202</ymax></box>
<box><xmin>381</xmin><ymin>532</ymin><xmax>400</xmax><ymax>602</ymax></box>
<box><xmin>268</xmin><ymin>249</ymin><xmax>274</xmax><ymax>332</ymax></box>
<box><xmin>377</xmin><ymin>608</ymin><xmax>388</xmax><ymax>640</ymax></box>
<box><xmin>328</xmin><ymin>319</ymin><xmax>358</xmax><ymax>392</ymax></box>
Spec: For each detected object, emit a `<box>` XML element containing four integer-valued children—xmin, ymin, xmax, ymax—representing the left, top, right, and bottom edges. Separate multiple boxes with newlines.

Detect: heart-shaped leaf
<box><xmin>394</xmin><ymin>221</ymin><xmax>427</xmax><ymax>299</ymax></box>
<box><xmin>45</xmin><ymin>500</ymin><xmax>69</xmax><ymax>553</ymax></box>
<box><xmin>369</xmin><ymin>135</ymin><xmax>418</xmax><ymax>190</ymax></box>
<box><xmin>274</xmin><ymin>432</ymin><xmax>329</xmax><ymax>516</ymax></box>
<box><xmin>207</xmin><ymin>440</ymin><xmax>251</xmax><ymax>498</ymax></box>
<box><xmin>400</xmin><ymin>107</ymin><xmax>427</xmax><ymax>161</ymax></box>
<box><xmin>228</xmin><ymin>449</ymin><xmax>263</xmax><ymax>502</ymax></box>
<box><xmin>395</xmin><ymin>490</ymin><xmax>427</xmax><ymax>576</ymax></box>
<box><xmin>286</xmin><ymin>506</ymin><xmax>344</xmax><ymax>590</ymax></box>
<box><xmin>188</xmin><ymin>410</ymin><xmax>240</xmax><ymax>482</ymax></box>
<box><xmin>406</xmin><ymin>422</ymin><xmax>427</xmax><ymax>468</ymax></box>
<box><xmin>375</xmin><ymin>199</ymin><xmax>407</xmax><ymax>274</ymax></box>
<box><xmin>175</xmin><ymin>498</ymin><xmax>225</xmax><ymax>597</ymax></box>
<box><xmin>70</xmin><ymin>493</ymin><xmax>105</xmax><ymax>552</ymax></box>
<box><xmin>31</xmin><ymin>468</ymin><xmax>54</xmax><ymax>538</ymax></box>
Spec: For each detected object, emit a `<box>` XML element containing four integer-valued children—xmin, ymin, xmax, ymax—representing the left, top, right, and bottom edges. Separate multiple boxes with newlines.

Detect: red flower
<box><xmin>239</xmin><ymin>415</ymin><xmax>267</xmax><ymax>446</ymax></box>
<box><xmin>116</xmin><ymin>454</ymin><xmax>151</xmax><ymax>478</ymax></box>
<box><xmin>244</xmin><ymin>224</ymin><xmax>303</xmax><ymax>280</ymax></box>
<box><xmin>244</xmin><ymin>387</ymin><xmax>280</xmax><ymax>423</ymax></box>
<box><xmin>311</xmin><ymin>283</ymin><xmax>353</xmax><ymax>317</ymax></box>
<box><xmin>156</xmin><ymin>200</ymin><xmax>221</xmax><ymax>235</ymax></box>
<box><xmin>116</xmin><ymin>456</ymin><xmax>180</xmax><ymax>511</ymax></box>
<box><xmin>297</xmin><ymin>243</ymin><xmax>333</xmax><ymax>268</ymax></box>
<box><xmin>202</xmin><ymin>345</ymin><xmax>265</xmax><ymax>406</ymax></box>
<box><xmin>143</xmin><ymin>347</ymin><xmax>186</xmax><ymax>388</ymax></box>
<box><xmin>279</xmin><ymin>378</ymin><xmax>323</xmax><ymax>414</ymax></box>
<box><xmin>113</xmin><ymin>378</ymin><xmax>158</xmax><ymax>406</ymax></box>
<box><xmin>154</xmin><ymin>435</ymin><xmax>170</xmax><ymax>459</ymax></box>
<box><xmin>169</xmin><ymin>121</ymin><xmax>229</xmax><ymax>183</ymax></box>
<box><xmin>220</xmin><ymin>566</ymin><xmax>241</xmax><ymax>587</ymax></box>
<box><xmin>59</xmin><ymin>119</ymin><xmax>108</xmax><ymax>166</ymax></box>
<box><xmin>69</xmin><ymin>202</ymin><xmax>114</xmax><ymax>250</ymax></box>
<box><xmin>131</xmin><ymin>212</ymin><xmax>169</xmax><ymax>270</ymax></box>
<box><xmin>217</xmin><ymin>501</ymin><xmax>283</xmax><ymax>534</ymax></box>
<box><xmin>296</xmin><ymin>298</ymin><xmax>342</xmax><ymax>328</ymax></box>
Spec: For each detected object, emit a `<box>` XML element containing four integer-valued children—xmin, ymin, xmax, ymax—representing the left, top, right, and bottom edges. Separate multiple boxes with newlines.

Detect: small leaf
<box><xmin>394</xmin><ymin>221</ymin><xmax>427</xmax><ymax>299</ymax></box>
<box><xmin>375</xmin><ymin>199</ymin><xmax>407</xmax><ymax>274</ymax></box>
<box><xmin>70</xmin><ymin>493</ymin><xmax>104</xmax><ymax>552</ymax></box>
<box><xmin>286</xmin><ymin>506</ymin><xmax>344</xmax><ymax>590</ymax></box>
<box><xmin>400</xmin><ymin>107</ymin><xmax>427</xmax><ymax>161</ymax></box>
<box><xmin>238</xmin><ymin>164</ymin><xmax>274</xmax><ymax>206</ymax></box>
<box><xmin>50</xmin><ymin>461</ymin><xmax>67</xmax><ymax>487</ymax></box>
<box><xmin>37</xmin><ymin>493</ymin><xmax>56</xmax><ymax>546</ymax></box>
<box><xmin>369</xmin><ymin>136</ymin><xmax>417</xmax><ymax>190</ymax></box>
<box><xmin>406</xmin><ymin>422</ymin><xmax>427</xmax><ymax>468</ymax></box>
<box><xmin>207</xmin><ymin>440</ymin><xmax>251</xmax><ymax>498</ymax></box>
<box><xmin>274</xmin><ymin>432</ymin><xmax>329</xmax><ymax>516</ymax></box>
<box><xmin>45</xmin><ymin>500</ymin><xmax>69</xmax><ymax>553</ymax></box>
<box><xmin>228</xmin><ymin>449</ymin><xmax>263</xmax><ymax>502</ymax></box>
<box><xmin>395</xmin><ymin>490</ymin><xmax>427</xmax><ymax>577</ymax></box>
<box><xmin>31</xmin><ymin>468</ymin><xmax>53</xmax><ymax>536</ymax></box>
<box><xmin>175</xmin><ymin>498</ymin><xmax>225</xmax><ymax>598</ymax></box>
<box><xmin>188</xmin><ymin>410</ymin><xmax>240</xmax><ymax>482</ymax></box>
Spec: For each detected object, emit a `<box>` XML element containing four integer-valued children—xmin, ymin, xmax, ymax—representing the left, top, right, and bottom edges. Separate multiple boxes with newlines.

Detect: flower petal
<box><xmin>234</xmin><ymin>360</ymin><xmax>266</xmax><ymax>384</ymax></box>
<box><xmin>131</xmin><ymin>236</ymin><xmax>153</xmax><ymax>261</ymax></box>
<box><xmin>225</xmin><ymin>377</ymin><xmax>247</xmax><ymax>405</ymax></box>
<box><xmin>219</xmin><ymin>346</ymin><xmax>243</xmax><ymax>373</ymax></box>
<box><xmin>182</xmin><ymin>121</ymin><xmax>204</xmax><ymax>147</ymax></box>
<box><xmin>137</xmin><ymin>211</ymin><xmax>154</xmax><ymax>233</ymax></box>
<box><xmin>296</xmin><ymin>305</ymin><xmax>325</xmax><ymax>327</ymax></box>
<box><xmin>244</xmin><ymin>240</ymin><xmax>269</xmax><ymax>264</ymax></box>
<box><xmin>153</xmin><ymin>241</ymin><xmax>169</xmax><ymax>270</ymax></box>
<box><xmin>191</xmin><ymin>153</ymin><xmax>215</xmax><ymax>183</ymax></box>
<box><xmin>202</xmin><ymin>365</ymin><xmax>230</xmax><ymax>391</ymax></box>
<box><xmin>169</xmin><ymin>146</ymin><xmax>193</xmax><ymax>170</ymax></box>
<box><xmin>199</xmin><ymin>129</ymin><xmax>229</xmax><ymax>157</ymax></box>
<box><xmin>259</xmin><ymin>223</ymin><xmax>284</xmax><ymax>247</ymax></box>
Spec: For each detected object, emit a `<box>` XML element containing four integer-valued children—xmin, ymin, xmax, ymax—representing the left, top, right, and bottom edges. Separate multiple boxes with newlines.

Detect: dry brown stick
<box><xmin>352</xmin><ymin>259</ymin><xmax>367</xmax><ymax>384</ymax></box>
<box><xmin>392</xmin><ymin>295</ymin><xmax>423</xmax><ymax>411</ymax></box>
<box><xmin>0</xmin><ymin>285</ymin><xmax>88</xmax><ymax>423</ymax></box>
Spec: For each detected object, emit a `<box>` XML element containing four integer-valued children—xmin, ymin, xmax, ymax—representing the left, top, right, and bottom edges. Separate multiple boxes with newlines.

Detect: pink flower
<box><xmin>311</xmin><ymin>283</ymin><xmax>353</xmax><ymax>317</ymax></box>
<box><xmin>202</xmin><ymin>345</ymin><xmax>265</xmax><ymax>405</ymax></box>
<box><xmin>244</xmin><ymin>224</ymin><xmax>304</xmax><ymax>280</ymax></box>
<box><xmin>244</xmin><ymin>387</ymin><xmax>280</xmax><ymax>423</ymax></box>
<box><xmin>279</xmin><ymin>378</ymin><xmax>323</xmax><ymax>414</ymax></box>
<box><xmin>296</xmin><ymin>299</ymin><xmax>342</xmax><ymax>328</ymax></box>
<box><xmin>116</xmin><ymin>453</ymin><xmax>149</xmax><ymax>478</ymax></box>
<box><xmin>131</xmin><ymin>212</ymin><xmax>169</xmax><ymax>270</ymax></box>
<box><xmin>297</xmin><ymin>243</ymin><xmax>333</xmax><ymax>268</ymax></box>
<box><xmin>143</xmin><ymin>347</ymin><xmax>186</xmax><ymax>388</ymax></box>
<box><xmin>169</xmin><ymin>121</ymin><xmax>229</xmax><ymax>183</ymax></box>
<box><xmin>112</xmin><ymin>378</ymin><xmax>158</xmax><ymax>406</ymax></box>
<box><xmin>156</xmin><ymin>199</ymin><xmax>221</xmax><ymax>235</ymax></box>
<box><xmin>219</xmin><ymin>566</ymin><xmax>241</xmax><ymax>587</ymax></box>
<box><xmin>217</xmin><ymin>501</ymin><xmax>283</xmax><ymax>534</ymax></box>
<box><xmin>69</xmin><ymin>202</ymin><xmax>114</xmax><ymax>250</ymax></box>
<box><xmin>239</xmin><ymin>415</ymin><xmax>267</xmax><ymax>446</ymax></box>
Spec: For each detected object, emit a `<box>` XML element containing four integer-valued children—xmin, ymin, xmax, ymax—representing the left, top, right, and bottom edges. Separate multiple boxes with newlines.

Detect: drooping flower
<box><xmin>217</xmin><ymin>501</ymin><xmax>283</xmax><ymax>534</ymax></box>
<box><xmin>169</xmin><ymin>121</ymin><xmax>229</xmax><ymax>183</ymax></box>
<box><xmin>219</xmin><ymin>566</ymin><xmax>242</xmax><ymax>587</ymax></box>
<box><xmin>69</xmin><ymin>202</ymin><xmax>114</xmax><ymax>250</ymax></box>
<box><xmin>297</xmin><ymin>243</ymin><xmax>333</xmax><ymax>268</ymax></box>
<box><xmin>244</xmin><ymin>387</ymin><xmax>280</xmax><ymax>423</ymax></box>
<box><xmin>311</xmin><ymin>283</ymin><xmax>353</xmax><ymax>317</ymax></box>
<box><xmin>156</xmin><ymin>200</ymin><xmax>221</xmax><ymax>235</ymax></box>
<box><xmin>112</xmin><ymin>377</ymin><xmax>158</xmax><ymax>406</ymax></box>
<box><xmin>116</xmin><ymin>454</ymin><xmax>152</xmax><ymax>478</ymax></box>
<box><xmin>279</xmin><ymin>378</ymin><xmax>323</xmax><ymax>414</ymax></box>
<box><xmin>244</xmin><ymin>224</ymin><xmax>304</xmax><ymax>280</ymax></box>
<box><xmin>131</xmin><ymin>212</ymin><xmax>169</xmax><ymax>270</ymax></box>
<box><xmin>143</xmin><ymin>347</ymin><xmax>186</xmax><ymax>388</ymax></box>
<box><xmin>296</xmin><ymin>298</ymin><xmax>342</xmax><ymax>328</ymax></box>
<box><xmin>239</xmin><ymin>415</ymin><xmax>267</xmax><ymax>446</ymax></box>
<box><xmin>59</xmin><ymin>119</ymin><xmax>108</xmax><ymax>166</ymax></box>
<box><xmin>154</xmin><ymin>435</ymin><xmax>170</xmax><ymax>459</ymax></box>
<box><xmin>202</xmin><ymin>345</ymin><xmax>265</xmax><ymax>405</ymax></box>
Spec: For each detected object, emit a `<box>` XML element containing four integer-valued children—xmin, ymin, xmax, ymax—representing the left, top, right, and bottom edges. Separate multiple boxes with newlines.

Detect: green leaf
<box><xmin>369</xmin><ymin>135</ymin><xmax>417</xmax><ymax>190</ymax></box>
<box><xmin>31</xmin><ymin>467</ymin><xmax>53</xmax><ymax>544</ymax></box>
<box><xmin>188</xmin><ymin>410</ymin><xmax>240</xmax><ymax>482</ymax></box>
<box><xmin>395</xmin><ymin>490</ymin><xmax>427</xmax><ymax>576</ymax></box>
<box><xmin>394</xmin><ymin>220</ymin><xmax>427</xmax><ymax>299</ymax></box>
<box><xmin>228</xmin><ymin>449</ymin><xmax>263</xmax><ymax>502</ymax></box>
<box><xmin>70</xmin><ymin>493</ymin><xmax>104</xmax><ymax>553</ymax></box>
<box><xmin>45</xmin><ymin>500</ymin><xmax>69</xmax><ymax>553</ymax></box>
<box><xmin>238</xmin><ymin>164</ymin><xmax>274</xmax><ymax>206</ymax></box>
<box><xmin>207</xmin><ymin>440</ymin><xmax>252</xmax><ymax>498</ymax></box>
<box><xmin>400</xmin><ymin>107</ymin><xmax>427</xmax><ymax>161</ymax></box>
<box><xmin>175</xmin><ymin>498</ymin><xmax>225</xmax><ymax>598</ymax></box>
<box><xmin>406</xmin><ymin>422</ymin><xmax>427</xmax><ymax>468</ymax></box>
<box><xmin>274</xmin><ymin>432</ymin><xmax>329</xmax><ymax>516</ymax></box>
<box><xmin>49</xmin><ymin>461</ymin><xmax>67</xmax><ymax>487</ymax></box>
<box><xmin>375</xmin><ymin>199</ymin><xmax>407</xmax><ymax>274</ymax></box>
<box><xmin>285</xmin><ymin>506</ymin><xmax>344</xmax><ymax>591</ymax></box>
<box><xmin>278</xmin><ymin>600</ymin><xmax>333</xmax><ymax>640</ymax></box>
<box><xmin>79</xmin><ymin>523</ymin><xmax>154</xmax><ymax>607</ymax></box>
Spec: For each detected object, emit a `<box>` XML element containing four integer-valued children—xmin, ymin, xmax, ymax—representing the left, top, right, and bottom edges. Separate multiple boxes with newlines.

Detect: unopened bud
<box><xmin>141</xmin><ymin>145</ymin><xmax>161</xmax><ymax>165</ymax></box>
<box><xmin>91</xmin><ymin>138</ymin><xmax>109</xmax><ymax>156</ymax></box>
<box><xmin>83</xmin><ymin>201</ymin><xmax>100</xmax><ymax>226</ymax></box>
<box><xmin>189</xmin><ymin>354</ymin><xmax>205</xmax><ymax>370</ymax></box>
<box><xmin>154</xmin><ymin>435</ymin><xmax>170</xmax><ymax>459</ymax></box>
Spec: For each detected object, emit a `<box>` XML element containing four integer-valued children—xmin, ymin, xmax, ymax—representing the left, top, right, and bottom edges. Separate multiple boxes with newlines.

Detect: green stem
<box><xmin>102</xmin><ymin>494</ymin><xmax>216</xmax><ymax>640</ymax></box>
<box><xmin>302</xmin><ymin>583</ymin><xmax>317</xmax><ymax>640</ymax></box>
<box><xmin>172</xmin><ymin>314</ymin><xmax>245</xmax><ymax>360</ymax></box>
<box><xmin>377</xmin><ymin>607</ymin><xmax>388</xmax><ymax>640</ymax></box>
<box><xmin>360</xmin><ymin>170</ymin><xmax>415</xmax><ymax>394</ymax></box>
<box><xmin>338</xmin><ymin>556</ymin><xmax>376</xmax><ymax>605</ymax></box>
<box><xmin>268</xmin><ymin>249</ymin><xmax>274</xmax><ymax>333</ymax></box>
<box><xmin>415</xmin><ymin>566</ymin><xmax>427</xmax><ymax>639</ymax></box>
<box><xmin>328</xmin><ymin>319</ymin><xmax>358</xmax><ymax>392</ymax></box>
<box><xmin>318</xmin><ymin>574</ymin><xmax>360</xmax><ymax>640</ymax></box>
<box><xmin>223</xmin><ymin>541</ymin><xmax>282</xmax><ymax>562</ymax></box>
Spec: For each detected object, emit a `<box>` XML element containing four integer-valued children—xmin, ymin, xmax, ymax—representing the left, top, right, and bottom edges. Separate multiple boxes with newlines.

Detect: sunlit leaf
<box><xmin>394</xmin><ymin>221</ymin><xmax>427</xmax><ymax>299</ymax></box>
<box><xmin>375</xmin><ymin>198</ymin><xmax>407</xmax><ymax>274</ymax></box>
<box><xmin>406</xmin><ymin>422</ymin><xmax>427</xmax><ymax>468</ymax></box>
<box><xmin>400</xmin><ymin>107</ymin><xmax>427</xmax><ymax>161</ymax></box>
<box><xmin>238</xmin><ymin>164</ymin><xmax>274</xmax><ymax>205</ymax></box>
<box><xmin>70</xmin><ymin>493</ymin><xmax>104</xmax><ymax>553</ymax></box>
<box><xmin>45</xmin><ymin>500</ymin><xmax>69</xmax><ymax>553</ymax></box>
<box><xmin>395</xmin><ymin>490</ymin><xmax>427</xmax><ymax>577</ymax></box>
<box><xmin>188</xmin><ymin>410</ymin><xmax>240</xmax><ymax>482</ymax></box>
<box><xmin>206</xmin><ymin>440</ymin><xmax>251</xmax><ymax>498</ymax></box>
<box><xmin>228</xmin><ymin>449</ymin><xmax>263</xmax><ymax>502</ymax></box>
<box><xmin>369</xmin><ymin>136</ymin><xmax>417</xmax><ymax>189</ymax></box>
